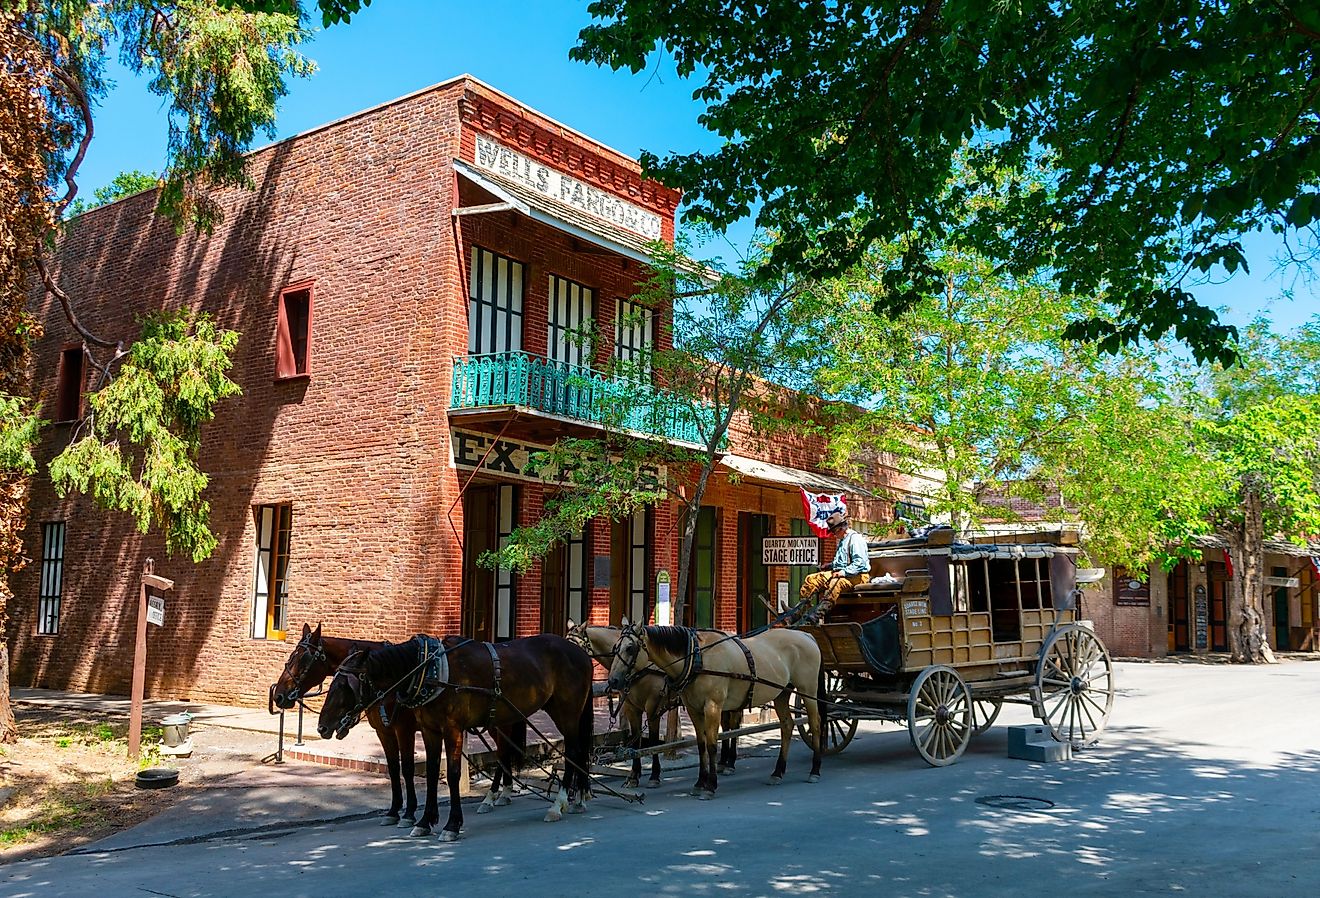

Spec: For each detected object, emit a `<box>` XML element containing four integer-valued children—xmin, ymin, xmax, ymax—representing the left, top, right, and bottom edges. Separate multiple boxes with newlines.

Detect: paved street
<box><xmin>4</xmin><ymin>660</ymin><xmax>1319</xmax><ymax>898</ymax></box>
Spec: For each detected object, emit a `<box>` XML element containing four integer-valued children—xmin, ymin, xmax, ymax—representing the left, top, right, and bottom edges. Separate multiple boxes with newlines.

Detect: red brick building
<box><xmin>11</xmin><ymin>77</ymin><xmax>926</xmax><ymax>706</ymax></box>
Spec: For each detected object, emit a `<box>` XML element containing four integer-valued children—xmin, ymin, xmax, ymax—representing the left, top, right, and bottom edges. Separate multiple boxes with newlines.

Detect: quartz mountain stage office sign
<box><xmin>762</xmin><ymin>537</ymin><xmax>819</xmax><ymax>566</ymax></box>
<box><xmin>473</xmin><ymin>134</ymin><xmax>663</xmax><ymax>240</ymax></box>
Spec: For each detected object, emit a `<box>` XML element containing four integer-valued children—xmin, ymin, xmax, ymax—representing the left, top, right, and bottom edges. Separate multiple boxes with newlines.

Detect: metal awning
<box><xmin>453</xmin><ymin>160</ymin><xmax>656</xmax><ymax>265</ymax></box>
<box><xmin>720</xmin><ymin>454</ymin><xmax>872</xmax><ymax>497</ymax></box>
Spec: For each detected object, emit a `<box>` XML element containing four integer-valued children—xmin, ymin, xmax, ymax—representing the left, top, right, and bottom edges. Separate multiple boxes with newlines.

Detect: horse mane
<box><xmin>364</xmin><ymin>638</ymin><xmax>422</xmax><ymax>682</ymax></box>
<box><xmin>645</xmin><ymin>625</ymin><xmax>694</xmax><ymax>656</ymax></box>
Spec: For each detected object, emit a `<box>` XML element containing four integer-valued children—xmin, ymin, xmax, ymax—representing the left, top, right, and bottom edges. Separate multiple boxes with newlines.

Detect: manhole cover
<box><xmin>975</xmin><ymin>795</ymin><xmax>1054</xmax><ymax>811</ymax></box>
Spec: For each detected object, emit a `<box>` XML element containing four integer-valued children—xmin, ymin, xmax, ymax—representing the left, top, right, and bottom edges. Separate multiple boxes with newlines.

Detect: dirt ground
<box><xmin>0</xmin><ymin>703</ymin><xmax>274</xmax><ymax>864</ymax></box>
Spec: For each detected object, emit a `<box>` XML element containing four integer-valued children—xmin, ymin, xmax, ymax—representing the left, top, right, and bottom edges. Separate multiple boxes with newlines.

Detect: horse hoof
<box><xmin>697</xmin><ymin>790</ymin><xmax>715</xmax><ymax>801</ymax></box>
<box><xmin>409</xmin><ymin>824</ymin><xmax>432</xmax><ymax>838</ymax></box>
<box><xmin>398</xmin><ymin>815</ymin><xmax>416</xmax><ymax>829</ymax></box>
<box><xmin>645</xmin><ymin>779</ymin><xmax>662</xmax><ymax>789</ymax></box>
<box><xmin>439</xmin><ymin>829</ymin><xmax>460</xmax><ymax>843</ymax></box>
<box><xmin>808</xmin><ymin>774</ymin><xmax>820</xmax><ymax>784</ymax></box>
<box><xmin>494</xmin><ymin>795</ymin><xmax>512</xmax><ymax>807</ymax></box>
<box><xmin>567</xmin><ymin>802</ymin><xmax>586</xmax><ymax>815</ymax></box>
<box><xmin>767</xmin><ymin>776</ymin><xmax>783</xmax><ymax>786</ymax></box>
<box><xmin>717</xmin><ymin>766</ymin><xmax>734</xmax><ymax>776</ymax></box>
<box><xmin>477</xmin><ymin>803</ymin><xmax>494</xmax><ymax>815</ymax></box>
<box><xmin>623</xmin><ymin>778</ymin><xmax>640</xmax><ymax>790</ymax></box>
<box><xmin>382</xmin><ymin>814</ymin><xmax>400</xmax><ymax>826</ymax></box>
<box><xmin>543</xmin><ymin>811</ymin><xmax>563</xmax><ymax>823</ymax></box>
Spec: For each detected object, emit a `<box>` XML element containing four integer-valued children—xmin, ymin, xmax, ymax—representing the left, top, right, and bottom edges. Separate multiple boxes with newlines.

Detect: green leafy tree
<box><xmin>809</xmin><ymin>227</ymin><xmax>1203</xmax><ymax>575</ymax></box>
<box><xmin>574</xmin><ymin>1</ymin><xmax>1320</xmax><ymax>363</ymax></box>
<box><xmin>65</xmin><ymin>169</ymin><xmax>160</xmax><ymax>217</ymax></box>
<box><xmin>485</xmin><ymin>236</ymin><xmax>817</xmax><ymax>628</ymax></box>
<box><xmin>49</xmin><ymin>312</ymin><xmax>242</xmax><ymax>563</ymax></box>
<box><xmin>0</xmin><ymin>1</ymin><xmax>369</xmax><ymax>740</ymax></box>
<box><xmin>1162</xmin><ymin>319</ymin><xmax>1320</xmax><ymax>662</ymax></box>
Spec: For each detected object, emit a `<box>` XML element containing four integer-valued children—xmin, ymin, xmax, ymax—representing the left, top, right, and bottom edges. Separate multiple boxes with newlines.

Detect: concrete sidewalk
<box><xmin>11</xmin><ymin>686</ymin><xmax>778</xmax><ymax>779</ymax></box>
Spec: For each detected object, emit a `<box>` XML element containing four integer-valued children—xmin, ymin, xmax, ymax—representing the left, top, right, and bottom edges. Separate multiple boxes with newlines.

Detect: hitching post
<box><xmin>128</xmin><ymin>558</ymin><xmax>175</xmax><ymax>760</ymax></box>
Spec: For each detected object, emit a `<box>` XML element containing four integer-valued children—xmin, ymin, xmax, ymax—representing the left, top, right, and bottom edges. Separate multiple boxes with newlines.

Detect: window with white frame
<box><xmin>252</xmin><ymin>504</ymin><xmax>292</xmax><ymax>640</ymax></box>
<box><xmin>469</xmin><ymin>247</ymin><xmax>525</xmax><ymax>355</ymax></box>
<box><xmin>495</xmin><ymin>484</ymin><xmax>517</xmax><ymax>641</ymax></box>
<box><xmin>613</xmin><ymin>298</ymin><xmax>653</xmax><ymax>378</ymax></box>
<box><xmin>37</xmin><ymin>522</ymin><xmax>65</xmax><ymax>635</ymax></box>
<box><xmin>548</xmin><ymin>275</ymin><xmax>594</xmax><ymax>368</ymax></box>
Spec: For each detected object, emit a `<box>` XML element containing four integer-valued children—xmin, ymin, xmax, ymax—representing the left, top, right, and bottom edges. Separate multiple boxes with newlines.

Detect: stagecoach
<box><xmin>795</xmin><ymin>527</ymin><xmax>1115</xmax><ymax>766</ymax></box>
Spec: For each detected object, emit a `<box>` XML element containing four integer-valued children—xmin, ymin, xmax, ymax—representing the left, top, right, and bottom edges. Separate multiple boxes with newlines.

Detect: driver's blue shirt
<box><xmin>831</xmin><ymin>529</ymin><xmax>870</xmax><ymax>576</ymax></box>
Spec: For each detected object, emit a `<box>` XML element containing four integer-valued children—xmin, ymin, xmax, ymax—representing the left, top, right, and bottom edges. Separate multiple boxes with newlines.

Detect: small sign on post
<box><xmin>129</xmin><ymin>559</ymin><xmax>175</xmax><ymax>761</ymax></box>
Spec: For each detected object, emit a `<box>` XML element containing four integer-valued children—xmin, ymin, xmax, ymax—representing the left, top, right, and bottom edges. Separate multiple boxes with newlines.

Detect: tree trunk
<box><xmin>1227</xmin><ymin>483</ymin><xmax>1276</xmax><ymax>664</ymax></box>
<box><xmin>0</xmin><ymin>471</ymin><xmax>30</xmax><ymax>744</ymax></box>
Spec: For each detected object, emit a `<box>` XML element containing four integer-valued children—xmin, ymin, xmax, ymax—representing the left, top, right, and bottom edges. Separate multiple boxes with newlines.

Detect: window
<box><xmin>613</xmin><ymin>298</ymin><xmax>654</xmax><ymax>377</ymax></box>
<box><xmin>566</xmin><ymin>525</ymin><xmax>589</xmax><ymax>626</ymax></box>
<box><xmin>37</xmin><ymin>522</ymin><xmax>65</xmax><ymax>635</ymax></box>
<box><xmin>252</xmin><ymin>504</ymin><xmax>292</xmax><ymax>640</ymax></box>
<box><xmin>469</xmin><ymin>247</ymin><xmax>524</xmax><ymax>355</ymax></box>
<box><xmin>547</xmin><ymin>275</ymin><xmax>594</xmax><ymax>368</ymax></box>
<box><xmin>494</xmin><ymin>483</ymin><xmax>517</xmax><ymax>640</ymax></box>
<box><xmin>688</xmin><ymin>506</ymin><xmax>718</xmax><ymax>628</ymax></box>
<box><xmin>275</xmin><ymin>284</ymin><xmax>313</xmax><ymax>379</ymax></box>
<box><xmin>54</xmin><ymin>345</ymin><xmax>84</xmax><ymax>422</ymax></box>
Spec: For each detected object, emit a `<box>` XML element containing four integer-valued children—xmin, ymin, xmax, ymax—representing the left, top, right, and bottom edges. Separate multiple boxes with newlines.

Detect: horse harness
<box><xmin>393</xmin><ymin>635</ymin><xmax>509</xmax><ymax>728</ymax></box>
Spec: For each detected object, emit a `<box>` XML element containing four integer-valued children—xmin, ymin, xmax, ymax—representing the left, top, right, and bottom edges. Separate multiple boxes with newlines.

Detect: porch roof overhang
<box><xmin>719</xmin><ymin>453</ymin><xmax>872</xmax><ymax>498</ymax></box>
<box><xmin>452</xmin><ymin>159</ymin><xmax>657</xmax><ymax>266</ymax></box>
<box><xmin>1191</xmin><ymin>534</ymin><xmax>1320</xmax><ymax>558</ymax></box>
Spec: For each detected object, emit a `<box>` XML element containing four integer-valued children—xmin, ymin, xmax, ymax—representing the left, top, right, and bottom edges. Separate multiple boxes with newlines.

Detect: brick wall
<box><xmin>8</xmin><ymin>77</ymin><xmax>679</xmax><ymax>705</ymax></box>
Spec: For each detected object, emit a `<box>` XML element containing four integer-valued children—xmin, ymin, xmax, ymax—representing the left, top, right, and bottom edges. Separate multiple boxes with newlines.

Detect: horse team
<box><xmin>271</xmin><ymin>618</ymin><xmax>825</xmax><ymax>842</ymax></box>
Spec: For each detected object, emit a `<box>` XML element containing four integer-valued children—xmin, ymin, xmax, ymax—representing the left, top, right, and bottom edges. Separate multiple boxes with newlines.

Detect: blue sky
<box><xmin>81</xmin><ymin>0</ymin><xmax>1314</xmax><ymax>332</ymax></box>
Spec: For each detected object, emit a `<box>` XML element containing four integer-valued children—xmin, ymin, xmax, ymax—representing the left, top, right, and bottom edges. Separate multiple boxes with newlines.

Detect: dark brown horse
<box><xmin>318</xmin><ymin>633</ymin><xmax>594</xmax><ymax>842</ymax></box>
<box><xmin>271</xmin><ymin>623</ymin><xmax>419</xmax><ymax>826</ymax></box>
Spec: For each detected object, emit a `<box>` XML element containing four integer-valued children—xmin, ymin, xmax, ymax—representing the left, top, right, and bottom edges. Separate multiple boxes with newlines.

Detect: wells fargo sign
<box><xmin>473</xmin><ymin>134</ymin><xmax>663</xmax><ymax>240</ymax></box>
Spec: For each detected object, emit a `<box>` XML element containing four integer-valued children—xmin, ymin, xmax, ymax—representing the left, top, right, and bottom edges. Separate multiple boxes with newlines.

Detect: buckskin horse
<box><xmin>567</xmin><ymin>620</ymin><xmax>670</xmax><ymax>789</ymax></box>
<box><xmin>571</xmin><ymin>621</ymin><xmax>749</xmax><ymax>784</ymax></box>
<box><xmin>318</xmin><ymin>633</ymin><xmax>595</xmax><ymax>841</ymax></box>
<box><xmin>271</xmin><ymin>623</ymin><xmax>421</xmax><ymax>826</ymax></box>
<box><xmin>607</xmin><ymin>620</ymin><xmax>824</xmax><ymax>799</ymax></box>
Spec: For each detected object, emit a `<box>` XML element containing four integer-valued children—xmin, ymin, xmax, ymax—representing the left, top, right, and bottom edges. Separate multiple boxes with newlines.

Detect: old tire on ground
<box><xmin>907</xmin><ymin>665</ymin><xmax>972</xmax><ymax>767</ymax></box>
<box><xmin>796</xmin><ymin>672</ymin><xmax>858</xmax><ymax>755</ymax></box>
<box><xmin>135</xmin><ymin>767</ymin><xmax>180</xmax><ymax>789</ymax></box>
<box><xmin>1036</xmin><ymin>623</ymin><xmax>1114</xmax><ymax>748</ymax></box>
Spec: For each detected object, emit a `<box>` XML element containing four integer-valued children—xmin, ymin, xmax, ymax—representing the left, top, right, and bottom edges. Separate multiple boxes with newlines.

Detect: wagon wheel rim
<box><xmin>970</xmin><ymin>697</ymin><xmax>1003</xmax><ymax>736</ymax></box>
<box><xmin>1036</xmin><ymin>624</ymin><xmax>1114</xmax><ymax>748</ymax></box>
<box><xmin>907</xmin><ymin>666</ymin><xmax>971</xmax><ymax>767</ymax></box>
<box><xmin>797</xmin><ymin>672</ymin><xmax>858</xmax><ymax>755</ymax></box>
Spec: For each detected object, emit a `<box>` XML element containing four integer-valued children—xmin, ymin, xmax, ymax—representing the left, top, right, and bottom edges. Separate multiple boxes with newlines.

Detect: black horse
<box><xmin>319</xmin><ymin>633</ymin><xmax>594</xmax><ymax>841</ymax></box>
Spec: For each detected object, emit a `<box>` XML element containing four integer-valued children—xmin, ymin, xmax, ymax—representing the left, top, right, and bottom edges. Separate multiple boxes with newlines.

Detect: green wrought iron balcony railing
<box><xmin>450</xmin><ymin>351</ymin><xmax>715</xmax><ymax>446</ymax></box>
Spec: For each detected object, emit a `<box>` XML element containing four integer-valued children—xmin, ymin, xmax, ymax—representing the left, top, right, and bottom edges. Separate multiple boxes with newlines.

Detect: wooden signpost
<box><xmin>128</xmin><ymin>559</ymin><xmax>174</xmax><ymax>760</ymax></box>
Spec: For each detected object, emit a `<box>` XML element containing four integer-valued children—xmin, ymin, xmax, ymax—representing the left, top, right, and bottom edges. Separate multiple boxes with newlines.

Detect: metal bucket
<box><xmin>160</xmin><ymin>713</ymin><xmax>191</xmax><ymax>748</ymax></box>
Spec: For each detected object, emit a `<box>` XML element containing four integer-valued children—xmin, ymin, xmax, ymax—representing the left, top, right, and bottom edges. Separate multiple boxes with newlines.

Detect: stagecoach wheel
<box><xmin>1035</xmin><ymin>623</ymin><xmax>1114</xmax><ymax>748</ymax></box>
<box><xmin>906</xmin><ymin>665</ymin><xmax>972</xmax><ymax>767</ymax></box>
<box><xmin>970</xmin><ymin>697</ymin><xmax>1003</xmax><ymax>736</ymax></box>
<box><xmin>796</xmin><ymin>672</ymin><xmax>858</xmax><ymax>755</ymax></box>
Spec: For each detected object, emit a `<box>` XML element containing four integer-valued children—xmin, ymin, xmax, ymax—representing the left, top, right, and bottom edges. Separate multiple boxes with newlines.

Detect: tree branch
<box><xmin>34</xmin><ymin>251</ymin><xmax>121</xmax><ymax>351</ymax></box>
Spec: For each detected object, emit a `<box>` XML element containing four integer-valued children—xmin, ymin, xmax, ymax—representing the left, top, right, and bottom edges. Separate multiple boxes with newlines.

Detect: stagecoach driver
<box><xmin>791</xmin><ymin>512</ymin><xmax>870</xmax><ymax>624</ymax></box>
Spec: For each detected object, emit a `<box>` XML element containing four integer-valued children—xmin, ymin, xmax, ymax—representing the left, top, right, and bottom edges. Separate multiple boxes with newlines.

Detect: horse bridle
<box><xmin>567</xmin><ymin>625</ymin><xmax>618</xmax><ymax>665</ymax></box>
<box><xmin>325</xmin><ymin>654</ymin><xmax>378</xmax><ymax>737</ymax></box>
<box><xmin>269</xmin><ymin>634</ymin><xmax>329</xmax><ymax>714</ymax></box>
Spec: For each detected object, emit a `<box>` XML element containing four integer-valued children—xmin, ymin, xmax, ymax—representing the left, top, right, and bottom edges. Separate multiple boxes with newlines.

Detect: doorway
<box><xmin>686</xmin><ymin>506</ymin><xmax>718</xmax><ymax>628</ymax></box>
<box><xmin>542</xmin><ymin>524</ymin><xmax>589</xmax><ymax>635</ymax></box>
<box><xmin>1272</xmin><ymin>565</ymin><xmax>1290</xmax><ymax>651</ymax></box>
<box><xmin>738</xmin><ymin>512</ymin><xmax>772</xmax><ymax>633</ymax></box>
<box><xmin>1207</xmin><ymin>561</ymin><xmax>1229</xmax><ymax>651</ymax></box>
<box><xmin>462</xmin><ymin>483</ymin><xmax>517</xmax><ymax>641</ymax></box>
<box><xmin>609</xmin><ymin>508</ymin><xmax>649</xmax><ymax>625</ymax></box>
<box><xmin>1169</xmin><ymin>561</ymin><xmax>1190</xmax><ymax>653</ymax></box>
